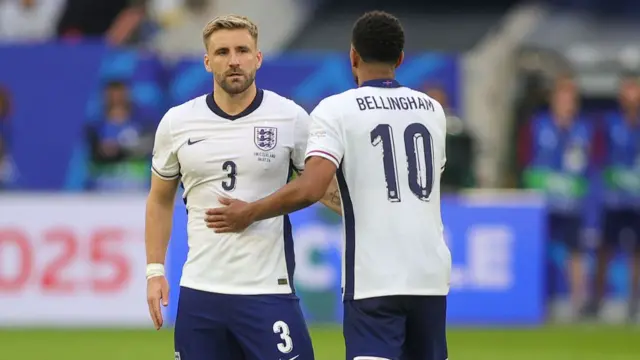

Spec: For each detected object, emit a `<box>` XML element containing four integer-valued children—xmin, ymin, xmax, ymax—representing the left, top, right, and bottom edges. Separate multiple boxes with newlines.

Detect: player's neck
<box><xmin>356</xmin><ymin>67</ymin><xmax>395</xmax><ymax>87</ymax></box>
<box><xmin>213</xmin><ymin>85</ymin><xmax>258</xmax><ymax>116</ymax></box>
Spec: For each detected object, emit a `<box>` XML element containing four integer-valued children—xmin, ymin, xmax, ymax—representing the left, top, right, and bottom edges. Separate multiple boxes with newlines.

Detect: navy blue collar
<box><xmin>360</xmin><ymin>79</ymin><xmax>402</xmax><ymax>88</ymax></box>
<box><xmin>206</xmin><ymin>88</ymin><xmax>264</xmax><ymax>120</ymax></box>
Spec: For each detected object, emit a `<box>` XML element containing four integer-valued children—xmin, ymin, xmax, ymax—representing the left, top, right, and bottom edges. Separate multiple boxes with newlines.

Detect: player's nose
<box><xmin>228</xmin><ymin>53</ymin><xmax>241</xmax><ymax>66</ymax></box>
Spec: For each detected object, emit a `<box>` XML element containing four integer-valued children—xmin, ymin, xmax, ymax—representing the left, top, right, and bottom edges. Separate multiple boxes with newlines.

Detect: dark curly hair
<box><xmin>351</xmin><ymin>11</ymin><xmax>405</xmax><ymax>65</ymax></box>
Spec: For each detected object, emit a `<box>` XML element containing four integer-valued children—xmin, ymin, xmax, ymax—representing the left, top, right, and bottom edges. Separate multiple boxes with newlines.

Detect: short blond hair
<box><xmin>202</xmin><ymin>15</ymin><xmax>259</xmax><ymax>49</ymax></box>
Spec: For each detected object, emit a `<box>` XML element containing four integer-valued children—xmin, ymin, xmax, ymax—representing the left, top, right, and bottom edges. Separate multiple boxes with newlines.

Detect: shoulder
<box><xmin>601</xmin><ymin>111</ymin><xmax>621</xmax><ymax>125</ymax></box>
<box><xmin>410</xmin><ymin>88</ymin><xmax>445</xmax><ymax>114</ymax></box>
<box><xmin>166</xmin><ymin>94</ymin><xmax>208</xmax><ymax>119</ymax></box>
<box><xmin>313</xmin><ymin>89</ymin><xmax>357</xmax><ymax>117</ymax></box>
<box><xmin>157</xmin><ymin>94</ymin><xmax>208</xmax><ymax>131</ymax></box>
<box><xmin>262</xmin><ymin>90</ymin><xmax>308</xmax><ymax>118</ymax></box>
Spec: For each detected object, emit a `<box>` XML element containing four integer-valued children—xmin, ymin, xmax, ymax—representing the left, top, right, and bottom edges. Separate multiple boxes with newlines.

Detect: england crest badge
<box><xmin>254</xmin><ymin>127</ymin><xmax>277</xmax><ymax>151</ymax></box>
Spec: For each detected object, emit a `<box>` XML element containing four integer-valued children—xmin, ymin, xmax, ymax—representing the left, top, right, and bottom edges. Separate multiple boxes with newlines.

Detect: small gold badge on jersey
<box><xmin>254</xmin><ymin>126</ymin><xmax>278</xmax><ymax>162</ymax></box>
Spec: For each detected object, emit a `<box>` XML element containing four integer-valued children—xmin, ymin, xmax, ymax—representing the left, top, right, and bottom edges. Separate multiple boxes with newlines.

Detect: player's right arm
<box><xmin>145</xmin><ymin>109</ymin><xmax>180</xmax><ymax>330</ymax></box>
<box><xmin>290</xmin><ymin>104</ymin><xmax>342</xmax><ymax>215</ymax></box>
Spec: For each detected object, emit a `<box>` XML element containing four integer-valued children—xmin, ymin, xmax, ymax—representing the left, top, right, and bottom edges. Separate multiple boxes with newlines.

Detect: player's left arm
<box><xmin>291</xmin><ymin>105</ymin><xmax>341</xmax><ymax>215</ymax></box>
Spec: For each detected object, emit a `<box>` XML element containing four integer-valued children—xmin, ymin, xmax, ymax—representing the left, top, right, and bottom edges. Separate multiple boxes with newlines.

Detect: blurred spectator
<box><xmin>589</xmin><ymin>72</ymin><xmax>640</xmax><ymax>320</ymax></box>
<box><xmin>518</xmin><ymin>75</ymin><xmax>595</xmax><ymax>318</ymax></box>
<box><xmin>86</xmin><ymin>80</ymin><xmax>153</xmax><ymax>191</ymax></box>
<box><xmin>150</xmin><ymin>0</ymin><xmax>216</xmax><ymax>57</ymax></box>
<box><xmin>0</xmin><ymin>0</ymin><xmax>65</xmax><ymax>42</ymax></box>
<box><xmin>57</xmin><ymin>0</ymin><xmax>147</xmax><ymax>45</ymax></box>
<box><xmin>0</xmin><ymin>86</ymin><xmax>13</xmax><ymax>189</ymax></box>
<box><xmin>548</xmin><ymin>0</ymin><xmax>640</xmax><ymax>15</ymax></box>
<box><xmin>425</xmin><ymin>86</ymin><xmax>476</xmax><ymax>191</ymax></box>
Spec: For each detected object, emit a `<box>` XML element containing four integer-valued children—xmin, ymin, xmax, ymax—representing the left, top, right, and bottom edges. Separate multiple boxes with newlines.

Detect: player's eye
<box><xmin>215</xmin><ymin>49</ymin><xmax>228</xmax><ymax>55</ymax></box>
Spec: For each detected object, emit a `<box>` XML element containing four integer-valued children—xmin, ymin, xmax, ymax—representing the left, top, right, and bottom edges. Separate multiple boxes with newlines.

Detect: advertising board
<box><xmin>166</xmin><ymin>192</ymin><xmax>547</xmax><ymax>326</ymax></box>
<box><xmin>0</xmin><ymin>194</ymin><xmax>149</xmax><ymax>327</ymax></box>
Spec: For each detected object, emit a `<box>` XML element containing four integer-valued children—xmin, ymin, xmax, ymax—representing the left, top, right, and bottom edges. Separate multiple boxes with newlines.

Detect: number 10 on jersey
<box><xmin>370</xmin><ymin>123</ymin><xmax>435</xmax><ymax>202</ymax></box>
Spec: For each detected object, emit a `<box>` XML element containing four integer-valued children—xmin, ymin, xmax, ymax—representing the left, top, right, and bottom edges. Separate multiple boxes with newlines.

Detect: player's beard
<box><xmin>217</xmin><ymin>69</ymin><xmax>256</xmax><ymax>95</ymax></box>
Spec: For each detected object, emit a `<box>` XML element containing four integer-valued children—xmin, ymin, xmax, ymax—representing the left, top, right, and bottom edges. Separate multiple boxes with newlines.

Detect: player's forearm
<box><xmin>249</xmin><ymin>177</ymin><xmax>322</xmax><ymax>221</ymax></box>
<box><xmin>145</xmin><ymin>197</ymin><xmax>174</xmax><ymax>265</ymax></box>
<box><xmin>318</xmin><ymin>178</ymin><xmax>342</xmax><ymax>215</ymax></box>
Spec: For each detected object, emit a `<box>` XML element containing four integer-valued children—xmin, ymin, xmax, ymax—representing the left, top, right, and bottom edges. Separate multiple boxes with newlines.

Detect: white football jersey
<box><xmin>306</xmin><ymin>79</ymin><xmax>451</xmax><ymax>300</ymax></box>
<box><xmin>152</xmin><ymin>89</ymin><xmax>309</xmax><ymax>295</ymax></box>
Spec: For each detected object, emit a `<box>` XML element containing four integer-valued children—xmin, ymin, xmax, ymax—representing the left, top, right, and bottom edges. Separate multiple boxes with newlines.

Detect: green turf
<box><xmin>1</xmin><ymin>325</ymin><xmax>639</xmax><ymax>359</ymax></box>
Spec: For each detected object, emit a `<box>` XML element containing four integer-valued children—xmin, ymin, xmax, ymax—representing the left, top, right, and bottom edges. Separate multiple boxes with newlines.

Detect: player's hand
<box><xmin>205</xmin><ymin>197</ymin><xmax>254</xmax><ymax>233</ymax></box>
<box><xmin>146</xmin><ymin>275</ymin><xmax>169</xmax><ymax>330</ymax></box>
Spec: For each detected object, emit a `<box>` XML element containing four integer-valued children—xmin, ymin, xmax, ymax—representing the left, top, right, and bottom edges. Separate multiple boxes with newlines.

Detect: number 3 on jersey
<box><xmin>371</xmin><ymin>123</ymin><xmax>434</xmax><ymax>202</ymax></box>
<box><xmin>273</xmin><ymin>320</ymin><xmax>294</xmax><ymax>354</ymax></box>
<box><xmin>222</xmin><ymin>161</ymin><xmax>237</xmax><ymax>191</ymax></box>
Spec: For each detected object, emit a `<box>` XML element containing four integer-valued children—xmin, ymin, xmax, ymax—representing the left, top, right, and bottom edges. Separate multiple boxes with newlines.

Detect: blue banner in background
<box><xmin>166</xmin><ymin>195</ymin><xmax>547</xmax><ymax>326</ymax></box>
<box><xmin>2</xmin><ymin>43</ymin><xmax>630</xmax><ymax>307</ymax></box>
<box><xmin>0</xmin><ymin>42</ymin><xmax>107</xmax><ymax>190</ymax></box>
<box><xmin>0</xmin><ymin>44</ymin><xmax>460</xmax><ymax>191</ymax></box>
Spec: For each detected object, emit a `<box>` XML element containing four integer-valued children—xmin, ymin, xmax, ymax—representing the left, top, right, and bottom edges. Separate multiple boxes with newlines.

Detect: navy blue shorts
<box><xmin>548</xmin><ymin>213</ymin><xmax>582</xmax><ymax>251</ymax></box>
<box><xmin>602</xmin><ymin>208</ymin><xmax>640</xmax><ymax>251</ymax></box>
<box><xmin>343</xmin><ymin>295</ymin><xmax>448</xmax><ymax>360</ymax></box>
<box><xmin>174</xmin><ymin>286</ymin><xmax>314</xmax><ymax>360</ymax></box>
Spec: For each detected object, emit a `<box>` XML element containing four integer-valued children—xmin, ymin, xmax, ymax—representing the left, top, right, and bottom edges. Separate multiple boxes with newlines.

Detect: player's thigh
<box><xmin>548</xmin><ymin>214</ymin><xmax>582</xmax><ymax>251</ymax></box>
<box><xmin>229</xmin><ymin>294</ymin><xmax>314</xmax><ymax>360</ymax></box>
<box><xmin>174</xmin><ymin>287</ymin><xmax>244</xmax><ymax>360</ymax></box>
<box><xmin>402</xmin><ymin>296</ymin><xmax>448</xmax><ymax>360</ymax></box>
<box><xmin>343</xmin><ymin>296</ymin><xmax>406</xmax><ymax>360</ymax></box>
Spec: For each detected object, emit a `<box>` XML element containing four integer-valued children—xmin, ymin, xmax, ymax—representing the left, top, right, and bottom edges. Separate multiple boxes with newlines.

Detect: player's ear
<box><xmin>350</xmin><ymin>47</ymin><xmax>358</xmax><ymax>68</ymax></box>
<box><xmin>204</xmin><ymin>54</ymin><xmax>212</xmax><ymax>73</ymax></box>
<box><xmin>256</xmin><ymin>50</ymin><xmax>263</xmax><ymax>69</ymax></box>
<box><xmin>395</xmin><ymin>51</ymin><xmax>405</xmax><ymax>69</ymax></box>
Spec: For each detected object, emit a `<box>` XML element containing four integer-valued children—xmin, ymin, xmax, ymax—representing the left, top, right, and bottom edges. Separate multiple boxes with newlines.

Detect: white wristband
<box><xmin>146</xmin><ymin>263</ymin><xmax>165</xmax><ymax>279</ymax></box>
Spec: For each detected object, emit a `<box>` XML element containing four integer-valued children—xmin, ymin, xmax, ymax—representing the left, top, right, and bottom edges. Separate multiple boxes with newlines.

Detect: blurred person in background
<box><xmin>0</xmin><ymin>0</ymin><xmax>65</xmax><ymax>42</ymax></box>
<box><xmin>0</xmin><ymin>86</ymin><xmax>12</xmax><ymax>189</ymax></box>
<box><xmin>588</xmin><ymin>72</ymin><xmax>640</xmax><ymax>320</ymax></box>
<box><xmin>425</xmin><ymin>85</ymin><xmax>475</xmax><ymax>192</ymax></box>
<box><xmin>518</xmin><ymin>75</ymin><xmax>595</xmax><ymax>318</ymax></box>
<box><xmin>150</xmin><ymin>0</ymin><xmax>217</xmax><ymax>57</ymax></box>
<box><xmin>57</xmin><ymin>0</ymin><xmax>147</xmax><ymax>45</ymax></box>
<box><xmin>86</xmin><ymin>80</ymin><xmax>153</xmax><ymax>191</ymax></box>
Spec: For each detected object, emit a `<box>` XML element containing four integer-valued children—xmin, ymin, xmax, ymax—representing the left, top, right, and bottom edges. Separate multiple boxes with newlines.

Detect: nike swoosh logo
<box><xmin>283</xmin><ymin>356</ymin><xmax>299</xmax><ymax>360</ymax></box>
<box><xmin>187</xmin><ymin>138</ymin><xmax>205</xmax><ymax>145</ymax></box>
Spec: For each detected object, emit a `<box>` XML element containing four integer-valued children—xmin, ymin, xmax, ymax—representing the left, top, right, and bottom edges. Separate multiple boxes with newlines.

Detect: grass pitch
<box><xmin>1</xmin><ymin>325</ymin><xmax>639</xmax><ymax>359</ymax></box>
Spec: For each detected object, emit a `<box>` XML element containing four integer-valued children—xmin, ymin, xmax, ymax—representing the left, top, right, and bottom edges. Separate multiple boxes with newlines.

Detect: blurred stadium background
<box><xmin>2</xmin><ymin>0</ymin><xmax>640</xmax><ymax>359</ymax></box>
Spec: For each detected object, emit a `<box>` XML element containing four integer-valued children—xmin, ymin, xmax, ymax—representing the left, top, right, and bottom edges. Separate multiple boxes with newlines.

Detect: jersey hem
<box><xmin>343</xmin><ymin>288</ymin><xmax>450</xmax><ymax>301</ymax></box>
<box><xmin>179</xmin><ymin>280</ymin><xmax>295</xmax><ymax>295</ymax></box>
